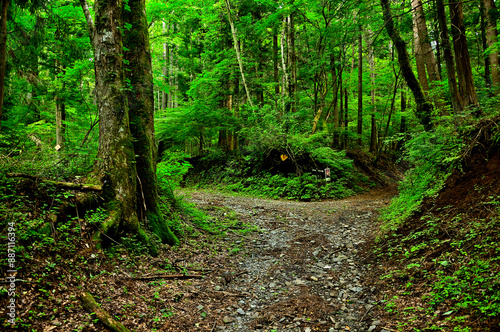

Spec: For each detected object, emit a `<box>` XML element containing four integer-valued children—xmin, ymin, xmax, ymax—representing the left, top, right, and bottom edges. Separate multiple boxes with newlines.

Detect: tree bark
<box><xmin>0</xmin><ymin>0</ymin><xmax>9</xmax><ymax>132</ymax></box>
<box><xmin>80</xmin><ymin>292</ymin><xmax>131</xmax><ymax>332</ymax></box>
<box><xmin>450</xmin><ymin>0</ymin><xmax>479</xmax><ymax>109</ymax></box>
<box><xmin>124</xmin><ymin>0</ymin><xmax>179</xmax><ymax>246</ymax></box>
<box><xmin>483</xmin><ymin>0</ymin><xmax>500</xmax><ymax>89</ymax></box>
<box><xmin>55</xmin><ymin>60</ymin><xmax>66</xmax><ymax>153</ymax></box>
<box><xmin>380</xmin><ymin>0</ymin><xmax>433</xmax><ymax>131</ymax></box>
<box><xmin>481</xmin><ymin>0</ymin><xmax>493</xmax><ymax>89</ymax></box>
<box><xmin>224</xmin><ymin>0</ymin><xmax>254</xmax><ymax>108</ymax></box>
<box><xmin>288</xmin><ymin>13</ymin><xmax>297</xmax><ymax>112</ymax></box>
<box><xmin>162</xmin><ymin>21</ymin><xmax>168</xmax><ymax>110</ymax></box>
<box><xmin>412</xmin><ymin>0</ymin><xmax>429</xmax><ymax>92</ymax></box>
<box><xmin>273</xmin><ymin>27</ymin><xmax>279</xmax><ymax>96</ymax></box>
<box><xmin>412</xmin><ymin>0</ymin><xmax>441</xmax><ymax>84</ymax></box>
<box><xmin>436</xmin><ymin>0</ymin><xmax>463</xmax><ymax>115</ymax></box>
<box><xmin>357</xmin><ymin>32</ymin><xmax>363</xmax><ymax>147</ymax></box>
<box><xmin>280</xmin><ymin>17</ymin><xmax>289</xmax><ymax>113</ymax></box>
<box><xmin>368</xmin><ymin>35</ymin><xmax>377</xmax><ymax>153</ymax></box>
<box><xmin>80</xmin><ymin>0</ymin><xmax>153</xmax><ymax>251</ymax></box>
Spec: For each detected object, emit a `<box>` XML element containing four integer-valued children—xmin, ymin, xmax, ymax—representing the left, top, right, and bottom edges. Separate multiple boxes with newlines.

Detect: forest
<box><xmin>1</xmin><ymin>0</ymin><xmax>500</xmax><ymax>331</ymax></box>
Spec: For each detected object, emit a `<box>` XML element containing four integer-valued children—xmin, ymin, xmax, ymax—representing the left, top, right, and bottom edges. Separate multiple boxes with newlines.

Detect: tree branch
<box><xmin>6</xmin><ymin>173</ymin><xmax>102</xmax><ymax>192</ymax></box>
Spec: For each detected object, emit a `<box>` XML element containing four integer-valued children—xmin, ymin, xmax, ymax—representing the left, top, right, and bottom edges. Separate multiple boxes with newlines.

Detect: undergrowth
<box><xmin>183</xmin><ymin>146</ymin><xmax>371</xmax><ymax>201</ymax></box>
<box><xmin>374</xmin><ymin>118</ymin><xmax>500</xmax><ymax>331</ymax></box>
<box><xmin>379</xmin><ymin>125</ymin><xmax>463</xmax><ymax>230</ymax></box>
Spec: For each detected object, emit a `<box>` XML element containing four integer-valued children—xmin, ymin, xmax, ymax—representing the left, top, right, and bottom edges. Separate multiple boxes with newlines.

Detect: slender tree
<box><xmin>436</xmin><ymin>0</ymin><xmax>463</xmax><ymax>115</ymax></box>
<box><xmin>224</xmin><ymin>0</ymin><xmax>254</xmax><ymax>108</ymax></box>
<box><xmin>357</xmin><ymin>32</ymin><xmax>363</xmax><ymax>146</ymax></box>
<box><xmin>483</xmin><ymin>0</ymin><xmax>500</xmax><ymax>89</ymax></box>
<box><xmin>0</xmin><ymin>0</ymin><xmax>8</xmax><ymax>132</ymax></box>
<box><xmin>380</xmin><ymin>0</ymin><xmax>433</xmax><ymax>130</ymax></box>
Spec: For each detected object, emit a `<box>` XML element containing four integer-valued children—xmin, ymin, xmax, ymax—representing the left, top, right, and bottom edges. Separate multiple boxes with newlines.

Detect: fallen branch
<box><xmin>6</xmin><ymin>173</ymin><xmax>102</xmax><ymax>192</ymax></box>
<box><xmin>79</xmin><ymin>291</ymin><xmax>131</xmax><ymax>332</ymax></box>
<box><xmin>213</xmin><ymin>290</ymin><xmax>246</xmax><ymax>297</ymax></box>
<box><xmin>132</xmin><ymin>274</ymin><xmax>204</xmax><ymax>280</ymax></box>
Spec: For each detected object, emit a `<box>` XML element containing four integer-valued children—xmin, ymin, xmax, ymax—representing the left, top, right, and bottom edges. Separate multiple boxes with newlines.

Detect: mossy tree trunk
<box><xmin>123</xmin><ymin>0</ymin><xmax>179</xmax><ymax>246</ymax></box>
<box><xmin>79</xmin><ymin>0</ymin><xmax>153</xmax><ymax>251</ymax></box>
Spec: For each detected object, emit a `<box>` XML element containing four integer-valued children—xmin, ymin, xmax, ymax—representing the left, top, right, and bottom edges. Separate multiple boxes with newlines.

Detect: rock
<box><xmin>223</xmin><ymin>316</ymin><xmax>234</xmax><ymax>324</ymax></box>
<box><xmin>310</xmin><ymin>276</ymin><xmax>318</xmax><ymax>281</ymax></box>
<box><xmin>197</xmin><ymin>305</ymin><xmax>204</xmax><ymax>310</ymax></box>
<box><xmin>269</xmin><ymin>282</ymin><xmax>276</xmax><ymax>288</ymax></box>
<box><xmin>372</xmin><ymin>320</ymin><xmax>381</xmax><ymax>325</ymax></box>
<box><xmin>368</xmin><ymin>326</ymin><xmax>376</xmax><ymax>332</ymax></box>
<box><xmin>305</xmin><ymin>328</ymin><xmax>312</xmax><ymax>332</ymax></box>
<box><xmin>237</xmin><ymin>308</ymin><xmax>245</xmax><ymax>315</ymax></box>
<box><xmin>295</xmin><ymin>279</ymin><xmax>307</xmax><ymax>285</ymax></box>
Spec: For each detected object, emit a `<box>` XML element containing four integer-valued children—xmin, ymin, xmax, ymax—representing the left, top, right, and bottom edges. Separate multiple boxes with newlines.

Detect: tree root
<box><xmin>79</xmin><ymin>291</ymin><xmax>131</xmax><ymax>332</ymax></box>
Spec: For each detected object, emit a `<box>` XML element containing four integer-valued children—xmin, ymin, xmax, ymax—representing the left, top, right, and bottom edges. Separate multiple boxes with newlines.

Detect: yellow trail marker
<box><xmin>280</xmin><ymin>154</ymin><xmax>288</xmax><ymax>161</ymax></box>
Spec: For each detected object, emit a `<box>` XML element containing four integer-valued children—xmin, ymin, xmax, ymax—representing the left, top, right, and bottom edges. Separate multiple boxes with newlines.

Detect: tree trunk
<box><xmin>357</xmin><ymin>32</ymin><xmax>363</xmax><ymax>147</ymax></box>
<box><xmin>412</xmin><ymin>0</ymin><xmax>441</xmax><ymax>84</ymax></box>
<box><xmin>162</xmin><ymin>21</ymin><xmax>168</xmax><ymax>110</ymax></box>
<box><xmin>483</xmin><ymin>0</ymin><xmax>500</xmax><ymax>89</ymax></box>
<box><xmin>0</xmin><ymin>0</ymin><xmax>8</xmax><ymax>132</ymax></box>
<box><xmin>55</xmin><ymin>64</ymin><xmax>66</xmax><ymax>154</ymax></box>
<box><xmin>380</xmin><ymin>0</ymin><xmax>433</xmax><ymax>131</ymax></box>
<box><xmin>369</xmin><ymin>35</ymin><xmax>377</xmax><ymax>153</ymax></box>
<box><xmin>80</xmin><ymin>0</ymin><xmax>153</xmax><ymax>251</ymax></box>
<box><xmin>273</xmin><ymin>27</ymin><xmax>279</xmax><ymax>96</ymax></box>
<box><xmin>280</xmin><ymin>17</ymin><xmax>289</xmax><ymax>113</ymax></box>
<box><xmin>412</xmin><ymin>0</ymin><xmax>429</xmax><ymax>92</ymax></box>
<box><xmin>124</xmin><ymin>0</ymin><xmax>178</xmax><ymax>246</ymax></box>
<box><xmin>481</xmin><ymin>0</ymin><xmax>493</xmax><ymax>89</ymax></box>
<box><xmin>288</xmin><ymin>13</ymin><xmax>297</xmax><ymax>112</ymax></box>
<box><xmin>450</xmin><ymin>0</ymin><xmax>479</xmax><ymax>109</ymax></box>
<box><xmin>436</xmin><ymin>0</ymin><xmax>463</xmax><ymax>115</ymax></box>
<box><xmin>343</xmin><ymin>88</ymin><xmax>348</xmax><ymax>149</ymax></box>
<box><xmin>224</xmin><ymin>0</ymin><xmax>254</xmax><ymax>108</ymax></box>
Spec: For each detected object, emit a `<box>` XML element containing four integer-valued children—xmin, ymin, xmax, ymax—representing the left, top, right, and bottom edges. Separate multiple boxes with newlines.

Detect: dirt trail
<box><xmin>178</xmin><ymin>188</ymin><xmax>395</xmax><ymax>332</ymax></box>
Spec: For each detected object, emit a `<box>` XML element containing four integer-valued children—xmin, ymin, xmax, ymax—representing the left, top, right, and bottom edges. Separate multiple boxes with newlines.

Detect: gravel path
<box><xmin>184</xmin><ymin>188</ymin><xmax>395</xmax><ymax>332</ymax></box>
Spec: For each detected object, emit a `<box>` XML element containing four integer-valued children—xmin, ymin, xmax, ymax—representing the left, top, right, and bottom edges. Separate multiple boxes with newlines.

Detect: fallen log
<box><xmin>6</xmin><ymin>173</ymin><xmax>102</xmax><ymax>192</ymax></box>
<box><xmin>132</xmin><ymin>274</ymin><xmax>204</xmax><ymax>281</ymax></box>
<box><xmin>79</xmin><ymin>291</ymin><xmax>131</xmax><ymax>332</ymax></box>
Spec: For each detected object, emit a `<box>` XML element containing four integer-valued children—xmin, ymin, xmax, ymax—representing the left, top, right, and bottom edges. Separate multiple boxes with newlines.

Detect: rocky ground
<box><xmin>3</xmin><ymin>187</ymin><xmax>398</xmax><ymax>332</ymax></box>
<box><xmin>176</xmin><ymin>187</ymin><xmax>397</xmax><ymax>332</ymax></box>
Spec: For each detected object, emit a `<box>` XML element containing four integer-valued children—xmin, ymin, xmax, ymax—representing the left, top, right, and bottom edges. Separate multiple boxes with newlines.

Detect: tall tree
<box><xmin>450</xmin><ymin>0</ymin><xmax>479</xmax><ymax>108</ymax></box>
<box><xmin>436</xmin><ymin>0</ymin><xmax>463</xmax><ymax>115</ymax></box>
<box><xmin>80</xmin><ymin>0</ymin><xmax>154</xmax><ymax>250</ymax></box>
<box><xmin>380</xmin><ymin>0</ymin><xmax>433</xmax><ymax>130</ymax></box>
<box><xmin>0</xmin><ymin>0</ymin><xmax>9</xmax><ymax>132</ymax></box>
<box><xmin>224</xmin><ymin>0</ymin><xmax>254</xmax><ymax>108</ymax></box>
<box><xmin>357</xmin><ymin>32</ymin><xmax>363</xmax><ymax>146</ymax></box>
<box><xmin>483</xmin><ymin>0</ymin><xmax>500</xmax><ymax>89</ymax></box>
<box><xmin>124</xmin><ymin>0</ymin><xmax>178</xmax><ymax>246</ymax></box>
<box><xmin>412</xmin><ymin>0</ymin><xmax>441</xmax><ymax>87</ymax></box>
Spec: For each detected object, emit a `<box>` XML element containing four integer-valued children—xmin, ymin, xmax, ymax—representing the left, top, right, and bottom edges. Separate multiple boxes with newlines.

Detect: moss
<box><xmin>146</xmin><ymin>210</ymin><xmax>179</xmax><ymax>247</ymax></box>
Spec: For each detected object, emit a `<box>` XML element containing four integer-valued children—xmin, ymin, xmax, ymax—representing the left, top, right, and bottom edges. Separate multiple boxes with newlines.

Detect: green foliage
<box><xmin>380</xmin><ymin>126</ymin><xmax>463</xmax><ymax>230</ymax></box>
<box><xmin>157</xmin><ymin>152</ymin><xmax>192</xmax><ymax>189</ymax></box>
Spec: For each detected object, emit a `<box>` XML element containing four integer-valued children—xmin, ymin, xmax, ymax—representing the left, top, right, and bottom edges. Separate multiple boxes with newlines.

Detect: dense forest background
<box><xmin>1</xmin><ymin>0</ymin><xmax>499</xmax><ymax>166</ymax></box>
<box><xmin>1</xmin><ymin>0</ymin><xmax>500</xmax><ymax>330</ymax></box>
